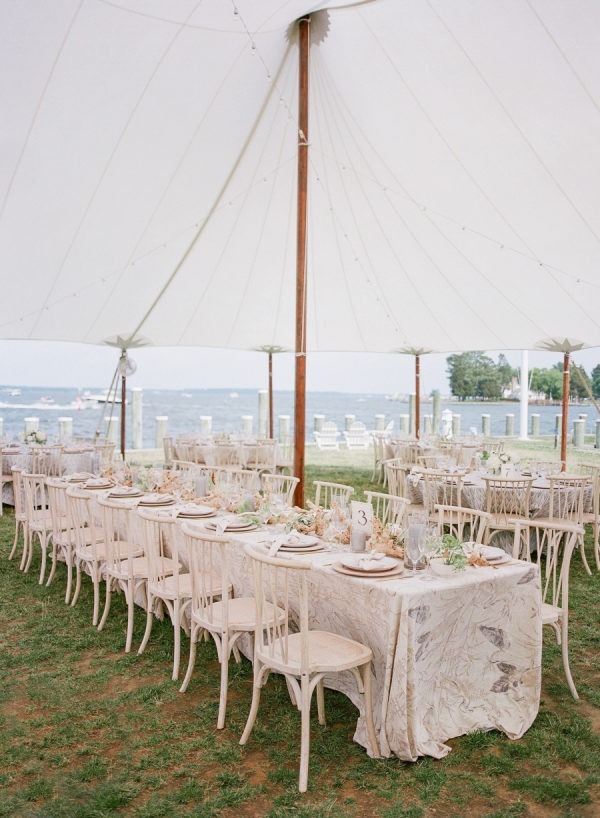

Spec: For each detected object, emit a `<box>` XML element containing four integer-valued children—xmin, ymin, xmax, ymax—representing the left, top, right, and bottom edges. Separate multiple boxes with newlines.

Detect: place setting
<box><xmin>176</xmin><ymin>503</ymin><xmax>216</xmax><ymax>519</ymax></box>
<box><xmin>203</xmin><ymin>514</ymin><xmax>258</xmax><ymax>533</ymax></box>
<box><xmin>81</xmin><ymin>476</ymin><xmax>116</xmax><ymax>490</ymax></box>
<box><xmin>331</xmin><ymin>552</ymin><xmax>405</xmax><ymax>579</ymax></box>
<box><xmin>106</xmin><ymin>486</ymin><xmax>144</xmax><ymax>499</ymax></box>
<box><xmin>259</xmin><ymin>531</ymin><xmax>328</xmax><ymax>557</ymax></box>
<box><xmin>137</xmin><ymin>493</ymin><xmax>177</xmax><ymax>507</ymax></box>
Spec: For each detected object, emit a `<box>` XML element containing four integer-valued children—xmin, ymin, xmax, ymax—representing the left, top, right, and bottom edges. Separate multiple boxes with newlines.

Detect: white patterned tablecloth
<box><xmin>226</xmin><ymin>532</ymin><xmax>542</xmax><ymax>762</ymax></box>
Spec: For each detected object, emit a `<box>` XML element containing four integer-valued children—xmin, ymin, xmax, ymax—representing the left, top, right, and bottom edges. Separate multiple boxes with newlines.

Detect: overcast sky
<box><xmin>1</xmin><ymin>340</ymin><xmax>599</xmax><ymax>395</ymax></box>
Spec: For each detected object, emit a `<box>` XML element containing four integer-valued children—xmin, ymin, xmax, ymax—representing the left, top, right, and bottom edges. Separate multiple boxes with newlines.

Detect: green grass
<box><xmin>1</xmin><ymin>463</ymin><xmax>599</xmax><ymax>817</ymax></box>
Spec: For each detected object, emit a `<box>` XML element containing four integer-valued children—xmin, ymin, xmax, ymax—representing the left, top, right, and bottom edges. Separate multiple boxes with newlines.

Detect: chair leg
<box><xmin>179</xmin><ymin>623</ymin><xmax>200</xmax><ymax>693</ymax></box>
<box><xmin>98</xmin><ymin>576</ymin><xmax>112</xmax><ymax>631</ymax></box>
<box><xmin>45</xmin><ymin>540</ymin><xmax>58</xmax><ymax>587</ymax></box>
<box><xmin>38</xmin><ymin>535</ymin><xmax>48</xmax><ymax>585</ymax></box>
<box><xmin>71</xmin><ymin>561</ymin><xmax>83</xmax><ymax>608</ymax></box>
<box><xmin>124</xmin><ymin>579</ymin><xmax>136</xmax><ymax>653</ymax></box>
<box><xmin>8</xmin><ymin>521</ymin><xmax>21</xmax><ymax>560</ymax></box>
<box><xmin>64</xmin><ymin>551</ymin><xmax>73</xmax><ymax>605</ymax></box>
<box><xmin>91</xmin><ymin>567</ymin><xmax>101</xmax><ymax>626</ymax></box>
<box><xmin>24</xmin><ymin>531</ymin><xmax>34</xmax><ymax>572</ymax></box>
<box><xmin>138</xmin><ymin>603</ymin><xmax>154</xmax><ymax>656</ymax></box>
<box><xmin>579</xmin><ymin>534</ymin><xmax>592</xmax><ymax>576</ymax></box>
<box><xmin>217</xmin><ymin>634</ymin><xmax>231</xmax><ymax>730</ymax></box>
<box><xmin>561</xmin><ymin>619</ymin><xmax>579</xmax><ymax>700</ymax></box>
<box><xmin>18</xmin><ymin>525</ymin><xmax>29</xmax><ymax>570</ymax></box>
<box><xmin>298</xmin><ymin>674</ymin><xmax>312</xmax><ymax>793</ymax></box>
<box><xmin>316</xmin><ymin>679</ymin><xmax>326</xmax><ymax>726</ymax></box>
<box><xmin>239</xmin><ymin>663</ymin><xmax>267</xmax><ymax>746</ymax></box>
<box><xmin>171</xmin><ymin>600</ymin><xmax>182</xmax><ymax>680</ymax></box>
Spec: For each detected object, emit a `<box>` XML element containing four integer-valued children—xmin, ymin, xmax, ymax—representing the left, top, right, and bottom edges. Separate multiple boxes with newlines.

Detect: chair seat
<box><xmin>77</xmin><ymin>540</ymin><xmax>141</xmax><ymax>562</ymax></box>
<box><xmin>109</xmin><ymin>555</ymin><xmax>152</xmax><ymax>580</ymax></box>
<box><xmin>193</xmin><ymin>597</ymin><xmax>282</xmax><ymax>633</ymax></box>
<box><xmin>488</xmin><ymin>513</ymin><xmax>522</xmax><ymax>529</ymax></box>
<box><xmin>541</xmin><ymin>601</ymin><xmax>561</xmax><ymax>626</ymax></box>
<box><xmin>260</xmin><ymin>629</ymin><xmax>373</xmax><ymax>676</ymax></box>
<box><xmin>150</xmin><ymin>566</ymin><xmax>190</xmax><ymax>599</ymax></box>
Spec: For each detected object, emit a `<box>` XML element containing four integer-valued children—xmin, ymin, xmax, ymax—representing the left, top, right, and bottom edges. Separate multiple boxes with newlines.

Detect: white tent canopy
<box><xmin>2</xmin><ymin>0</ymin><xmax>600</xmax><ymax>355</ymax></box>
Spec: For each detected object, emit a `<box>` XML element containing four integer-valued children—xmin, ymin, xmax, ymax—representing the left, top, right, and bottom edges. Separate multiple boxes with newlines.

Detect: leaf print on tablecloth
<box><xmin>491</xmin><ymin>662</ymin><xmax>531</xmax><ymax>694</ymax></box>
<box><xmin>408</xmin><ymin>605</ymin><xmax>430</xmax><ymax>624</ymax></box>
<box><xmin>480</xmin><ymin>625</ymin><xmax>507</xmax><ymax>649</ymax></box>
<box><xmin>517</xmin><ymin>567</ymin><xmax>537</xmax><ymax>585</ymax></box>
<box><xmin>415</xmin><ymin>631</ymin><xmax>432</xmax><ymax>662</ymax></box>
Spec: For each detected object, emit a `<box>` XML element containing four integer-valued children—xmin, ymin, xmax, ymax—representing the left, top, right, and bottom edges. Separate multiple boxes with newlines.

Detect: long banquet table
<box><xmin>78</xmin><ymin>485</ymin><xmax>543</xmax><ymax>763</ymax></box>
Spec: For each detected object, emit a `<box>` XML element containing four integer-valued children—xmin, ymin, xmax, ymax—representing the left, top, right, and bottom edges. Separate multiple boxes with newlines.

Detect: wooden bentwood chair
<box><xmin>180</xmin><ymin>525</ymin><xmax>286</xmax><ymax>730</ymax></box>
<box><xmin>513</xmin><ymin>519</ymin><xmax>583</xmax><ymax>699</ymax></box>
<box><xmin>240</xmin><ymin>545</ymin><xmax>380</xmax><ymax>793</ymax></box>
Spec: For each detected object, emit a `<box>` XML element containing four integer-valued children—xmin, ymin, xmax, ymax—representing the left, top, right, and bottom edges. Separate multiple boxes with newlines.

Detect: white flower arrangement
<box><xmin>25</xmin><ymin>430</ymin><xmax>47</xmax><ymax>445</ymax></box>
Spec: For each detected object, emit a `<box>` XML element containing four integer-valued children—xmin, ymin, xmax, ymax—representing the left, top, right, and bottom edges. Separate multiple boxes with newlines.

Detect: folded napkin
<box><xmin>354</xmin><ymin>552</ymin><xmax>389</xmax><ymax>571</ymax></box>
<box><xmin>268</xmin><ymin>534</ymin><xmax>289</xmax><ymax>556</ymax></box>
<box><xmin>476</xmin><ymin>544</ymin><xmax>508</xmax><ymax>562</ymax></box>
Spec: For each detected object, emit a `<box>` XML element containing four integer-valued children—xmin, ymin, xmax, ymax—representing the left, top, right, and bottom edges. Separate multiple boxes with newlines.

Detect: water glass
<box><xmin>406</xmin><ymin>512</ymin><xmax>426</xmax><ymax>573</ymax></box>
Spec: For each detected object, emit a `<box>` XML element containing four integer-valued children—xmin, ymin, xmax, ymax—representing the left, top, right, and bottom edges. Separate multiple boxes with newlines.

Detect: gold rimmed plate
<box><xmin>332</xmin><ymin>562</ymin><xmax>405</xmax><ymax>579</ymax></box>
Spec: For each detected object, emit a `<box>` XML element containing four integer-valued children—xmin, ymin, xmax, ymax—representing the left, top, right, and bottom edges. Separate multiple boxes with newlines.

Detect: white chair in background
<box><xmin>22</xmin><ymin>472</ymin><xmax>55</xmax><ymax>584</ymax></box>
<box><xmin>434</xmin><ymin>504</ymin><xmax>491</xmax><ymax>544</ymax></box>
<box><xmin>343</xmin><ymin>421</ymin><xmax>370</xmax><ymax>450</ymax></box>
<box><xmin>180</xmin><ymin>525</ymin><xmax>285</xmax><ymax>729</ymax></box>
<box><xmin>533</xmin><ymin>474</ymin><xmax>592</xmax><ymax>575</ymax></box>
<box><xmin>67</xmin><ymin>486</ymin><xmax>110</xmax><ymax>626</ymax></box>
<box><xmin>240</xmin><ymin>545</ymin><xmax>380</xmax><ymax>793</ymax></box>
<box><xmin>98</xmin><ymin>497</ymin><xmax>149</xmax><ymax>652</ymax></box>
<box><xmin>45</xmin><ymin>477</ymin><xmax>76</xmax><ymax>602</ymax></box>
<box><xmin>0</xmin><ymin>452</ymin><xmax>13</xmax><ymax>516</ymax></box>
<box><xmin>364</xmin><ymin>490</ymin><xmax>409</xmax><ymax>527</ymax></box>
<box><xmin>513</xmin><ymin>519</ymin><xmax>583</xmax><ymax>699</ymax></box>
<box><xmin>312</xmin><ymin>480</ymin><xmax>354</xmax><ymax>510</ymax></box>
<box><xmin>313</xmin><ymin>422</ymin><xmax>340</xmax><ymax>451</ymax></box>
<box><xmin>261</xmin><ymin>473</ymin><xmax>300</xmax><ymax>506</ymax></box>
<box><xmin>137</xmin><ymin>508</ymin><xmax>191</xmax><ymax>680</ymax></box>
<box><xmin>8</xmin><ymin>467</ymin><xmax>28</xmax><ymax>567</ymax></box>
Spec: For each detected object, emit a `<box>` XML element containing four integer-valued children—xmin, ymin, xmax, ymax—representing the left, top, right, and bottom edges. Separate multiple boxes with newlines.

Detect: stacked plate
<box><xmin>203</xmin><ymin>516</ymin><xmax>257</xmax><ymax>533</ymax></box>
<box><xmin>475</xmin><ymin>544</ymin><xmax>512</xmax><ymax>566</ymax></box>
<box><xmin>276</xmin><ymin>533</ymin><xmax>323</xmax><ymax>553</ymax></box>
<box><xmin>177</xmin><ymin>503</ymin><xmax>216</xmax><ymax>519</ymax></box>
<box><xmin>138</xmin><ymin>493</ymin><xmax>177</xmax><ymax>507</ymax></box>
<box><xmin>333</xmin><ymin>554</ymin><xmax>404</xmax><ymax>579</ymax></box>
<box><xmin>82</xmin><ymin>477</ymin><xmax>115</xmax><ymax>490</ymax></box>
<box><xmin>107</xmin><ymin>486</ymin><xmax>144</xmax><ymax>499</ymax></box>
<box><xmin>66</xmin><ymin>472</ymin><xmax>95</xmax><ymax>483</ymax></box>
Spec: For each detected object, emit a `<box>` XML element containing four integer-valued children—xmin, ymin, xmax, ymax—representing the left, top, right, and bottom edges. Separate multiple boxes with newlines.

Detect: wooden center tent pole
<box><xmin>293</xmin><ymin>15</ymin><xmax>310</xmax><ymax>507</ymax></box>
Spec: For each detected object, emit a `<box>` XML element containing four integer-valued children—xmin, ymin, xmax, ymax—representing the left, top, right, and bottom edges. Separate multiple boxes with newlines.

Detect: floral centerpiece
<box><xmin>368</xmin><ymin>517</ymin><xmax>404</xmax><ymax>558</ymax></box>
<box><xmin>481</xmin><ymin>450</ymin><xmax>518</xmax><ymax>474</ymax></box>
<box><xmin>24</xmin><ymin>430</ymin><xmax>48</xmax><ymax>445</ymax></box>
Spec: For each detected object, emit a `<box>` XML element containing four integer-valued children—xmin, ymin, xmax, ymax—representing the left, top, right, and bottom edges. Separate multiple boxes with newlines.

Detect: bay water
<box><xmin>1</xmin><ymin>386</ymin><xmax>596</xmax><ymax>448</ymax></box>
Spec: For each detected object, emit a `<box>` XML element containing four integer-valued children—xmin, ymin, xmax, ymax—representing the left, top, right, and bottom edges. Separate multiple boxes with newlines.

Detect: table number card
<box><xmin>351</xmin><ymin>500</ymin><xmax>373</xmax><ymax>535</ymax></box>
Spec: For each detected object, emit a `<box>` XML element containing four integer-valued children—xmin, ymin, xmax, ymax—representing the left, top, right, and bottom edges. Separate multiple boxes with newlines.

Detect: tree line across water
<box><xmin>446</xmin><ymin>352</ymin><xmax>600</xmax><ymax>401</ymax></box>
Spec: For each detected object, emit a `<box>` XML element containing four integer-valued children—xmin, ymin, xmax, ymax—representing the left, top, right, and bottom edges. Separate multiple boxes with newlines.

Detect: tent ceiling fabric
<box><xmin>1</xmin><ymin>0</ymin><xmax>600</xmax><ymax>354</ymax></box>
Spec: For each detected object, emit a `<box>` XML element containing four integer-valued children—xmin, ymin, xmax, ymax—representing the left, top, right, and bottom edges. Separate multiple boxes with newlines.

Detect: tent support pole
<box><xmin>120</xmin><ymin>370</ymin><xmax>126</xmax><ymax>462</ymax></box>
<box><xmin>561</xmin><ymin>351</ymin><xmax>570</xmax><ymax>471</ymax></box>
<box><xmin>293</xmin><ymin>15</ymin><xmax>310</xmax><ymax>507</ymax></box>
<box><xmin>415</xmin><ymin>355</ymin><xmax>420</xmax><ymax>440</ymax></box>
<box><xmin>268</xmin><ymin>351</ymin><xmax>274</xmax><ymax>440</ymax></box>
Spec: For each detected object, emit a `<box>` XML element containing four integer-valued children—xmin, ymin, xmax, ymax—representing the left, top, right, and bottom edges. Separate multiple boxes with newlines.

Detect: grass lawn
<box><xmin>0</xmin><ymin>461</ymin><xmax>599</xmax><ymax>817</ymax></box>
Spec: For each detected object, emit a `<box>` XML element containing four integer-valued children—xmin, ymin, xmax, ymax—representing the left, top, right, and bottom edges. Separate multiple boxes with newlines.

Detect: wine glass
<box><xmin>406</xmin><ymin>519</ymin><xmax>425</xmax><ymax>575</ymax></box>
<box><xmin>420</xmin><ymin>526</ymin><xmax>440</xmax><ymax>581</ymax></box>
